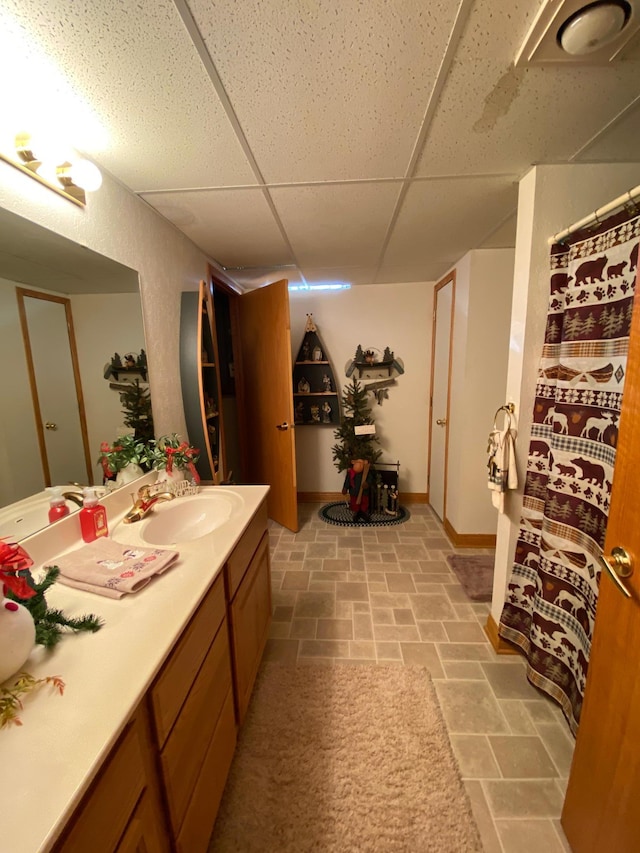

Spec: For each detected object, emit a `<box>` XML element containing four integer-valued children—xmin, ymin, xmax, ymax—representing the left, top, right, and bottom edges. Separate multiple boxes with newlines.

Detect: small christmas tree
<box><xmin>119</xmin><ymin>379</ymin><xmax>154</xmax><ymax>445</ymax></box>
<box><xmin>331</xmin><ymin>377</ymin><xmax>382</xmax><ymax>472</ymax></box>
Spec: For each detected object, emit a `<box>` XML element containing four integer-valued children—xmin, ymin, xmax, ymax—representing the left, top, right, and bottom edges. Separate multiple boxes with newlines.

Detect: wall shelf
<box><xmin>292</xmin><ymin>315</ymin><xmax>341</xmax><ymax>426</ymax></box>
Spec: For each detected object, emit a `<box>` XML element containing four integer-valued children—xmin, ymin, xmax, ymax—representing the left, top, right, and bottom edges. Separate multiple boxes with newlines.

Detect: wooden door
<box><xmin>237</xmin><ymin>279</ymin><xmax>298</xmax><ymax>531</ymax></box>
<box><xmin>561</xmin><ymin>267</ymin><xmax>640</xmax><ymax>851</ymax></box>
<box><xmin>428</xmin><ymin>272</ymin><xmax>455</xmax><ymax>520</ymax></box>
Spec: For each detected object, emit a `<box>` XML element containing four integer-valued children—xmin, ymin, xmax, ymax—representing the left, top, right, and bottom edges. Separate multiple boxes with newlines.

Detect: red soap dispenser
<box><xmin>46</xmin><ymin>487</ymin><xmax>70</xmax><ymax>523</ymax></box>
<box><xmin>79</xmin><ymin>488</ymin><xmax>108</xmax><ymax>542</ymax></box>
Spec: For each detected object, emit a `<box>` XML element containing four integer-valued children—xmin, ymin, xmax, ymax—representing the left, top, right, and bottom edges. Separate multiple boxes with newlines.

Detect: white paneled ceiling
<box><xmin>2</xmin><ymin>0</ymin><xmax>640</xmax><ymax>288</ymax></box>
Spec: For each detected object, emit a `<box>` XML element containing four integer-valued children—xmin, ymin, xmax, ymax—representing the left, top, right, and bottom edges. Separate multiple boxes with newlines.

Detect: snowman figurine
<box><xmin>0</xmin><ymin>595</ymin><xmax>36</xmax><ymax>683</ymax></box>
<box><xmin>0</xmin><ymin>542</ymin><xmax>37</xmax><ymax>684</ymax></box>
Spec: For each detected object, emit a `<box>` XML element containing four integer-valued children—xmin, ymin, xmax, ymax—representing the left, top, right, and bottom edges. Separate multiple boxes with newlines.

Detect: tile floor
<box><xmin>264</xmin><ymin>502</ymin><xmax>575</xmax><ymax>853</ymax></box>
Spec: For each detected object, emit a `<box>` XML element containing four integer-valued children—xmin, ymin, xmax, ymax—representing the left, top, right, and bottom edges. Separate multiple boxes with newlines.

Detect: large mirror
<box><xmin>0</xmin><ymin>206</ymin><xmax>146</xmax><ymax>540</ymax></box>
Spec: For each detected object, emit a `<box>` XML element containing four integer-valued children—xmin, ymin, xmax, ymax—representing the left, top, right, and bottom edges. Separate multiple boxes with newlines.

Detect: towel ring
<box><xmin>492</xmin><ymin>403</ymin><xmax>515</xmax><ymax>431</ymax></box>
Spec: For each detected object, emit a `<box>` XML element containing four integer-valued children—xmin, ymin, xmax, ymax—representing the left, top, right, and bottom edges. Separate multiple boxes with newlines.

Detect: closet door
<box><xmin>428</xmin><ymin>272</ymin><xmax>455</xmax><ymax>521</ymax></box>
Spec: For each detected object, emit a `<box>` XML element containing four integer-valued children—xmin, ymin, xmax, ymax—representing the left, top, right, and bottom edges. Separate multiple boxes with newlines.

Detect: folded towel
<box><xmin>487</xmin><ymin>426</ymin><xmax>518</xmax><ymax>514</ymax></box>
<box><xmin>50</xmin><ymin>538</ymin><xmax>180</xmax><ymax>599</ymax></box>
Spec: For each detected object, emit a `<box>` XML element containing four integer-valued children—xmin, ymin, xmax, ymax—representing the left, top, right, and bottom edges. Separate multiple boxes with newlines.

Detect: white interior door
<box><xmin>429</xmin><ymin>274</ymin><xmax>454</xmax><ymax>521</ymax></box>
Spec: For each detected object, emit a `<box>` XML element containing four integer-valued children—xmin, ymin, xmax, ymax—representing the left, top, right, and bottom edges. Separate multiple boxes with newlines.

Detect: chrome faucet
<box><xmin>123</xmin><ymin>485</ymin><xmax>175</xmax><ymax>524</ymax></box>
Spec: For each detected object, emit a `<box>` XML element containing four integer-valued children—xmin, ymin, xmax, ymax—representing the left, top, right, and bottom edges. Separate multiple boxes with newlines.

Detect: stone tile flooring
<box><xmin>264</xmin><ymin>502</ymin><xmax>575</xmax><ymax>853</ymax></box>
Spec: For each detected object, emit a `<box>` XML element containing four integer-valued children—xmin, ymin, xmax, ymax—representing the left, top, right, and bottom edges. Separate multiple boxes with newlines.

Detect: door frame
<box><xmin>16</xmin><ymin>287</ymin><xmax>92</xmax><ymax>487</ymax></box>
<box><xmin>427</xmin><ymin>269</ymin><xmax>456</xmax><ymax>520</ymax></box>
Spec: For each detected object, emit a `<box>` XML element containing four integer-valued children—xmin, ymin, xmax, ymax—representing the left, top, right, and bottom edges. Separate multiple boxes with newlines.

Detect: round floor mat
<box><xmin>318</xmin><ymin>501</ymin><xmax>410</xmax><ymax>527</ymax></box>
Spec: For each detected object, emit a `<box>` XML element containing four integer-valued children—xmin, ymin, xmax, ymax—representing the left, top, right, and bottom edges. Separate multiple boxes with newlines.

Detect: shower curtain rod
<box><xmin>549</xmin><ymin>182</ymin><xmax>640</xmax><ymax>245</ymax></box>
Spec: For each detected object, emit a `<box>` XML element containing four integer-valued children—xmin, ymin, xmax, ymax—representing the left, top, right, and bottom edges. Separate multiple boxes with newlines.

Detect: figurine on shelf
<box><xmin>342</xmin><ymin>459</ymin><xmax>373</xmax><ymax>523</ymax></box>
<box><xmin>321</xmin><ymin>401</ymin><xmax>332</xmax><ymax>423</ymax></box>
<box><xmin>295</xmin><ymin>401</ymin><xmax>305</xmax><ymax>424</ymax></box>
<box><xmin>123</xmin><ymin>353</ymin><xmax>136</xmax><ymax>368</ymax></box>
<box><xmin>322</xmin><ymin>374</ymin><xmax>332</xmax><ymax>392</ymax></box>
<box><xmin>302</xmin><ymin>341</ymin><xmax>311</xmax><ymax>361</ymax></box>
<box><xmin>298</xmin><ymin>377</ymin><xmax>310</xmax><ymax>394</ymax></box>
<box><xmin>312</xmin><ymin>345</ymin><xmax>323</xmax><ymax>361</ymax></box>
<box><xmin>310</xmin><ymin>405</ymin><xmax>320</xmax><ymax>422</ymax></box>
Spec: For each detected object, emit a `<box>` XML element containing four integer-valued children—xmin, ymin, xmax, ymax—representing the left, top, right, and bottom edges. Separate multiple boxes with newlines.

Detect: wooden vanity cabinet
<box><xmin>52</xmin><ymin>500</ymin><xmax>272</xmax><ymax>853</ymax></box>
<box><xmin>52</xmin><ymin>710</ymin><xmax>168</xmax><ymax>853</ymax></box>
<box><xmin>225</xmin><ymin>500</ymin><xmax>271</xmax><ymax>726</ymax></box>
<box><xmin>149</xmin><ymin>571</ymin><xmax>236</xmax><ymax>853</ymax></box>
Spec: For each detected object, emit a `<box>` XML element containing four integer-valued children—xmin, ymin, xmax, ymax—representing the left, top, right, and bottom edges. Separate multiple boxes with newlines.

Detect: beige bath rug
<box><xmin>209</xmin><ymin>663</ymin><xmax>482</xmax><ymax>852</ymax></box>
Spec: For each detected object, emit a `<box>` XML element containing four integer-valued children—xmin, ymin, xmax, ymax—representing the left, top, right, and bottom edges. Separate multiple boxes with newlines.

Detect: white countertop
<box><xmin>0</xmin><ymin>480</ymin><xmax>270</xmax><ymax>853</ymax></box>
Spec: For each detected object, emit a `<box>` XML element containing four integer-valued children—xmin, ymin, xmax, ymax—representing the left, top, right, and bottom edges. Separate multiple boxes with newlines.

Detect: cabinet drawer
<box><xmin>151</xmin><ymin>572</ymin><xmax>225</xmax><ymax>747</ymax></box>
<box><xmin>176</xmin><ymin>688</ymin><xmax>237</xmax><ymax>853</ymax></box>
<box><xmin>55</xmin><ymin>719</ymin><xmax>146</xmax><ymax>852</ymax></box>
<box><xmin>225</xmin><ymin>499</ymin><xmax>268</xmax><ymax>600</ymax></box>
<box><xmin>160</xmin><ymin>618</ymin><xmax>233</xmax><ymax>835</ymax></box>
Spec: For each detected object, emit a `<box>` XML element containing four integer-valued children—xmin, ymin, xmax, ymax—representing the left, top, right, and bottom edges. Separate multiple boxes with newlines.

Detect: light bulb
<box><xmin>68</xmin><ymin>158</ymin><xmax>102</xmax><ymax>191</ymax></box>
<box><xmin>559</xmin><ymin>2</ymin><xmax>628</xmax><ymax>55</ymax></box>
<box><xmin>16</xmin><ymin>131</ymin><xmax>72</xmax><ymax>164</ymax></box>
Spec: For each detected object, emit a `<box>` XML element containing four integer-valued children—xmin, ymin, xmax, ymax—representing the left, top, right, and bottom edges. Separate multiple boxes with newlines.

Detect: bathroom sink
<box><xmin>135</xmin><ymin>490</ymin><xmax>244</xmax><ymax>545</ymax></box>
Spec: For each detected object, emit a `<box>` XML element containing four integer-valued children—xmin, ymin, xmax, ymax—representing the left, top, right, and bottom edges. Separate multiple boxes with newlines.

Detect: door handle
<box><xmin>276</xmin><ymin>422</ymin><xmax>293</xmax><ymax>431</ymax></box>
<box><xmin>597</xmin><ymin>546</ymin><xmax>633</xmax><ymax>599</ymax></box>
<box><xmin>436</xmin><ymin>418</ymin><xmax>447</xmax><ymax>426</ymax></box>
<box><xmin>45</xmin><ymin>421</ymin><xmax>58</xmax><ymax>431</ymax></box>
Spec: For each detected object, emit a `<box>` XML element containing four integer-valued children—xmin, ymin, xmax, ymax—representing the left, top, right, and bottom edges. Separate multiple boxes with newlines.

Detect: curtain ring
<box><xmin>593</xmin><ymin>209</ymin><xmax>600</xmax><ymax>225</ymax></box>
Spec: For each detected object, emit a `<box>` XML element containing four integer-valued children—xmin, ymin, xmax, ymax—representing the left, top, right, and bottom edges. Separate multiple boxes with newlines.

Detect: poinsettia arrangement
<box><xmin>147</xmin><ymin>434</ymin><xmax>200</xmax><ymax>482</ymax></box>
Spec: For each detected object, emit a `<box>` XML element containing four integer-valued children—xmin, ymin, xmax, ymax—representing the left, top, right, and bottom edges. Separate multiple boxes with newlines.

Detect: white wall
<box><xmin>491</xmin><ymin>162</ymin><xmax>640</xmax><ymax>624</ymax></box>
<box><xmin>447</xmin><ymin>249</ymin><xmax>515</xmax><ymax>535</ymax></box>
<box><xmin>289</xmin><ymin>282</ymin><xmax>433</xmax><ymax>497</ymax></box>
<box><xmin>0</xmin><ymin>277</ymin><xmax>42</xmax><ymax>503</ymax></box>
<box><xmin>71</xmin><ymin>292</ymin><xmax>147</xmax><ymax>483</ymax></box>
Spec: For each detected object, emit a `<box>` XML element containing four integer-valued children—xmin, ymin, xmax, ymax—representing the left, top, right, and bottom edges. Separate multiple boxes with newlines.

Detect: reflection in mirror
<box><xmin>0</xmin><ymin>206</ymin><xmax>146</xmax><ymax>541</ymax></box>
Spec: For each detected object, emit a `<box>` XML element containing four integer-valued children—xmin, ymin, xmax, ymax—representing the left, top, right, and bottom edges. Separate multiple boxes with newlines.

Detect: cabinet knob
<box><xmin>45</xmin><ymin>421</ymin><xmax>58</xmax><ymax>431</ymax></box>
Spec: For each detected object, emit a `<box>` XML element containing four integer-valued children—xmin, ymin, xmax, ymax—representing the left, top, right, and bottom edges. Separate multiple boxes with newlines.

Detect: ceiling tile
<box><xmin>478</xmin><ymin>213</ymin><xmax>517</xmax><ymax>248</ymax></box>
<box><xmin>415</xmin><ymin>0</ymin><xmax>640</xmax><ymax>177</ymax></box>
<box><xmin>271</xmin><ymin>182</ymin><xmax>401</xmax><ymax>267</ymax></box>
<box><xmin>140</xmin><ymin>188</ymin><xmax>293</xmax><ymax>268</ymax></box>
<box><xmin>379</xmin><ymin>177</ymin><xmax>518</xmax><ymax>280</ymax></box>
<box><xmin>0</xmin><ymin>0</ymin><xmax>256</xmax><ymax>190</ymax></box>
<box><xmin>575</xmin><ymin>101</ymin><xmax>640</xmax><ymax>163</ymax></box>
<box><xmin>300</xmin><ymin>267</ymin><xmax>377</xmax><ymax>286</ymax></box>
<box><xmin>189</xmin><ymin>0</ymin><xmax>461</xmax><ymax>182</ymax></box>
<box><xmin>227</xmin><ymin>266</ymin><xmax>305</xmax><ymax>291</ymax></box>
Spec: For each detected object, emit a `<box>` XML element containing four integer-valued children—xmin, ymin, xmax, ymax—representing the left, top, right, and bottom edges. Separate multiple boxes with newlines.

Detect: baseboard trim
<box><xmin>297</xmin><ymin>491</ymin><xmax>429</xmax><ymax>504</ymax></box>
<box><xmin>484</xmin><ymin>613</ymin><xmax>520</xmax><ymax>655</ymax></box>
<box><xmin>443</xmin><ymin>518</ymin><xmax>497</xmax><ymax>549</ymax></box>
<box><xmin>297</xmin><ymin>492</ymin><xmax>342</xmax><ymax>503</ymax></box>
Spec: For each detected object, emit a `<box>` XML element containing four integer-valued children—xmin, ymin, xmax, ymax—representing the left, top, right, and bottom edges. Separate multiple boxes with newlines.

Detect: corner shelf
<box><xmin>180</xmin><ymin>280</ymin><xmax>225</xmax><ymax>483</ymax></box>
<box><xmin>292</xmin><ymin>315</ymin><xmax>341</xmax><ymax>426</ymax></box>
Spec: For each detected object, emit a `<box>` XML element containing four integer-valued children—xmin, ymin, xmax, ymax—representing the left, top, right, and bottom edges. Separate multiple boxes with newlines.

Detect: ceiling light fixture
<box><xmin>558</xmin><ymin>1</ymin><xmax>631</xmax><ymax>54</ymax></box>
<box><xmin>0</xmin><ymin>132</ymin><xmax>102</xmax><ymax>206</ymax></box>
<box><xmin>515</xmin><ymin>0</ymin><xmax>638</xmax><ymax>66</ymax></box>
<box><xmin>288</xmin><ymin>282</ymin><xmax>352</xmax><ymax>292</ymax></box>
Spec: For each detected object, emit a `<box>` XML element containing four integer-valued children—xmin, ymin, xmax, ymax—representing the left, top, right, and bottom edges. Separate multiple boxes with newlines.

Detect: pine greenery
<box><xmin>331</xmin><ymin>377</ymin><xmax>382</xmax><ymax>472</ymax></box>
<box><xmin>119</xmin><ymin>379</ymin><xmax>154</xmax><ymax>445</ymax></box>
<box><xmin>7</xmin><ymin>567</ymin><xmax>103</xmax><ymax>649</ymax></box>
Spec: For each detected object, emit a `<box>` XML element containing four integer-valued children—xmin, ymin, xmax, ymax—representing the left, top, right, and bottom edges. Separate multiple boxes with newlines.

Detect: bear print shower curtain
<box><xmin>499</xmin><ymin>207</ymin><xmax>640</xmax><ymax>736</ymax></box>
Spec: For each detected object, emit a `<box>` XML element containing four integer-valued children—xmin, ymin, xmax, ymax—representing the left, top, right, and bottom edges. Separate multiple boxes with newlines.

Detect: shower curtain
<box><xmin>499</xmin><ymin>207</ymin><xmax>640</xmax><ymax>736</ymax></box>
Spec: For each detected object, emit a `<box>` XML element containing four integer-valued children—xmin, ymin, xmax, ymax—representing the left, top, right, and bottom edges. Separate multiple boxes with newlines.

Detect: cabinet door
<box><xmin>117</xmin><ymin>794</ymin><xmax>165</xmax><ymax>853</ymax></box>
<box><xmin>229</xmin><ymin>532</ymin><xmax>272</xmax><ymax>725</ymax></box>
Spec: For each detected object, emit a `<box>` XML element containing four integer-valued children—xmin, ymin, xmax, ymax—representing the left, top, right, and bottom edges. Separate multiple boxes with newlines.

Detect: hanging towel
<box><xmin>50</xmin><ymin>538</ymin><xmax>180</xmax><ymax>599</ymax></box>
<box><xmin>487</xmin><ymin>423</ymin><xmax>518</xmax><ymax>514</ymax></box>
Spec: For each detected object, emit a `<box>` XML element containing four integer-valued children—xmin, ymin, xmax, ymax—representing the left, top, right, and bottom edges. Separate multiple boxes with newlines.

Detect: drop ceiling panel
<box><xmin>300</xmin><ymin>267</ymin><xmax>378</xmax><ymax>286</ymax></box>
<box><xmin>575</xmin><ymin>101</ymin><xmax>640</xmax><ymax>163</ymax></box>
<box><xmin>1</xmin><ymin>0</ymin><xmax>256</xmax><ymax>190</ymax></box>
<box><xmin>228</xmin><ymin>267</ymin><xmax>305</xmax><ymax>290</ymax></box>
<box><xmin>270</xmin><ymin>182</ymin><xmax>402</xmax><ymax>267</ymax></box>
<box><xmin>415</xmin><ymin>0</ymin><xmax>640</xmax><ymax>176</ymax></box>
<box><xmin>189</xmin><ymin>0</ymin><xmax>461</xmax><ymax>183</ymax></box>
<box><xmin>379</xmin><ymin>177</ymin><xmax>518</xmax><ymax>281</ymax></box>
<box><xmin>140</xmin><ymin>189</ymin><xmax>293</xmax><ymax>268</ymax></box>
